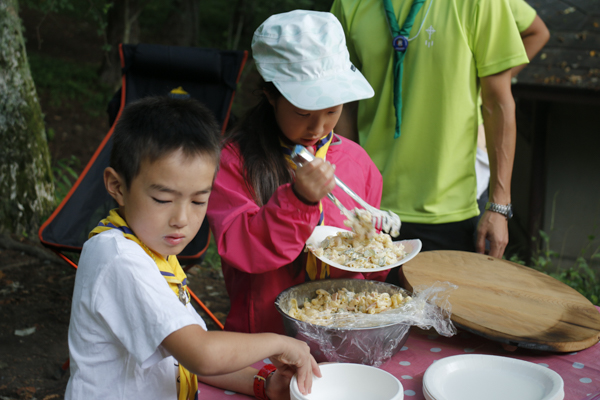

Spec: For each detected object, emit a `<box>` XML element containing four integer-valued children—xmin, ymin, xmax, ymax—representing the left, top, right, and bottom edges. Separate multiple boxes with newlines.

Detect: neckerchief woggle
<box><xmin>281</xmin><ymin>131</ymin><xmax>333</xmax><ymax>281</ymax></box>
<box><xmin>89</xmin><ymin>209</ymin><xmax>198</xmax><ymax>400</ymax></box>
<box><xmin>383</xmin><ymin>0</ymin><xmax>425</xmax><ymax>138</ymax></box>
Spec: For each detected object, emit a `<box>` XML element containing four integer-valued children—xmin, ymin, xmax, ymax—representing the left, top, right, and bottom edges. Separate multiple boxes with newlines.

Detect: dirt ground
<box><xmin>0</xmin><ymin>7</ymin><xmax>231</xmax><ymax>399</ymax></box>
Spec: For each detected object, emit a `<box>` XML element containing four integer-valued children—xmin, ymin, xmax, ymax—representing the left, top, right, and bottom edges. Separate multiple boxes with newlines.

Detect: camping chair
<box><xmin>38</xmin><ymin>43</ymin><xmax>247</xmax><ymax>334</ymax></box>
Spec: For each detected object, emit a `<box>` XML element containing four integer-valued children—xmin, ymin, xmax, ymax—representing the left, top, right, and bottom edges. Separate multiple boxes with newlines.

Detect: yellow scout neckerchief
<box><xmin>89</xmin><ymin>209</ymin><xmax>198</xmax><ymax>400</ymax></box>
<box><xmin>281</xmin><ymin>131</ymin><xmax>333</xmax><ymax>280</ymax></box>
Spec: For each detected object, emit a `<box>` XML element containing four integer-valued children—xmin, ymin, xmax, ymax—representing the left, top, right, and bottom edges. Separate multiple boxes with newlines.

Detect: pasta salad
<box><xmin>309</xmin><ymin>209</ymin><xmax>406</xmax><ymax>269</ymax></box>
<box><xmin>287</xmin><ymin>288</ymin><xmax>412</xmax><ymax>326</ymax></box>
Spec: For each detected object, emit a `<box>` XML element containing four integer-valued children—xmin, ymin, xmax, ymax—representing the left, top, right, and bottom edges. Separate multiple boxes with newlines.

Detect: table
<box><xmin>197</xmin><ymin>307</ymin><xmax>600</xmax><ymax>400</ymax></box>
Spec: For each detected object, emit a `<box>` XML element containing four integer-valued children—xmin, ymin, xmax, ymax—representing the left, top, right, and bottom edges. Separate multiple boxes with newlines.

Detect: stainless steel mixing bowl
<box><xmin>275</xmin><ymin>279</ymin><xmax>411</xmax><ymax>366</ymax></box>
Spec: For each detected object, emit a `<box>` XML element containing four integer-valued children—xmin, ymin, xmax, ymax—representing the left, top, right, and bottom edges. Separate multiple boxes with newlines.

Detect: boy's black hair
<box><xmin>111</xmin><ymin>96</ymin><xmax>221</xmax><ymax>188</ymax></box>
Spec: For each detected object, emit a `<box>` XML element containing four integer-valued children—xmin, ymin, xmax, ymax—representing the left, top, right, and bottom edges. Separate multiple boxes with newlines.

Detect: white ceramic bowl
<box><xmin>290</xmin><ymin>363</ymin><xmax>404</xmax><ymax>400</ymax></box>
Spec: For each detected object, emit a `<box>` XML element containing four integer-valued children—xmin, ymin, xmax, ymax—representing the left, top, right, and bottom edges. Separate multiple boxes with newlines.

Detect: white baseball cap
<box><xmin>251</xmin><ymin>10</ymin><xmax>374</xmax><ymax>110</ymax></box>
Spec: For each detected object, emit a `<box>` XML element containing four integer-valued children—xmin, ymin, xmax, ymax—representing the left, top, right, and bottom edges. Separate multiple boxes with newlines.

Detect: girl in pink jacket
<box><xmin>207</xmin><ymin>10</ymin><xmax>388</xmax><ymax>334</ymax></box>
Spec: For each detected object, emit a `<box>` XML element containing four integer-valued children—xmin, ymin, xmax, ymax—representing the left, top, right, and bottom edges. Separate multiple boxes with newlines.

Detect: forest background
<box><xmin>1</xmin><ymin>1</ymin><xmax>334</xmax><ymax>398</ymax></box>
<box><xmin>0</xmin><ymin>0</ymin><xmax>598</xmax><ymax>398</ymax></box>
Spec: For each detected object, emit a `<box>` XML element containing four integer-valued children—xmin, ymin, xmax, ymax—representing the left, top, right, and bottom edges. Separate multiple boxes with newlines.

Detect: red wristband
<box><xmin>253</xmin><ymin>364</ymin><xmax>277</xmax><ymax>400</ymax></box>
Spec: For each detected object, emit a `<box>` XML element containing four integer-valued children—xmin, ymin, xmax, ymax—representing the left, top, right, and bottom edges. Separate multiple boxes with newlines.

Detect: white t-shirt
<box><xmin>475</xmin><ymin>147</ymin><xmax>491</xmax><ymax>200</ymax></box>
<box><xmin>65</xmin><ymin>229</ymin><xmax>206</xmax><ymax>399</ymax></box>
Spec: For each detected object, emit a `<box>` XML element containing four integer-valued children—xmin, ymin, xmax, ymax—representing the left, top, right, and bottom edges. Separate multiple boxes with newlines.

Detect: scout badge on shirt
<box><xmin>383</xmin><ymin>0</ymin><xmax>426</xmax><ymax>138</ymax></box>
<box><xmin>89</xmin><ymin>209</ymin><xmax>198</xmax><ymax>400</ymax></box>
<box><xmin>281</xmin><ymin>131</ymin><xmax>333</xmax><ymax>280</ymax></box>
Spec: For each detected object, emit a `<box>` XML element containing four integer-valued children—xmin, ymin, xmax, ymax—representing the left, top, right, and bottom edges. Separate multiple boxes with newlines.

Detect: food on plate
<box><xmin>309</xmin><ymin>209</ymin><xmax>406</xmax><ymax>269</ymax></box>
<box><xmin>287</xmin><ymin>288</ymin><xmax>412</xmax><ymax>326</ymax></box>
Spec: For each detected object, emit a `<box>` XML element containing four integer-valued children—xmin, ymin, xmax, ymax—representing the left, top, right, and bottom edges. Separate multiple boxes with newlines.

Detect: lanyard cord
<box><xmin>408</xmin><ymin>0</ymin><xmax>433</xmax><ymax>41</ymax></box>
<box><xmin>383</xmin><ymin>0</ymin><xmax>427</xmax><ymax>138</ymax></box>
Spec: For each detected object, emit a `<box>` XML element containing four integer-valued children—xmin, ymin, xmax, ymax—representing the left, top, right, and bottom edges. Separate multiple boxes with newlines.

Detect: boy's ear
<box><xmin>104</xmin><ymin>167</ymin><xmax>126</xmax><ymax>207</ymax></box>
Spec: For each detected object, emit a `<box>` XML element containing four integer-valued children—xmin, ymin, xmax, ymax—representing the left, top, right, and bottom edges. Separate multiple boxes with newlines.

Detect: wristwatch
<box><xmin>485</xmin><ymin>202</ymin><xmax>513</xmax><ymax>219</ymax></box>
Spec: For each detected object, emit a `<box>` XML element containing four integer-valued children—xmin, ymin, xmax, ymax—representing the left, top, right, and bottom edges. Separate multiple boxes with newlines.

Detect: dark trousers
<box><xmin>385</xmin><ymin>216</ymin><xmax>478</xmax><ymax>286</ymax></box>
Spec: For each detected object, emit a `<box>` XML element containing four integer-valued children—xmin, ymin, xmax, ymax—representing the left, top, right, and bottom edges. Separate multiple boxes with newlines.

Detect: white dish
<box><xmin>306</xmin><ymin>226</ymin><xmax>422</xmax><ymax>273</ymax></box>
<box><xmin>423</xmin><ymin>354</ymin><xmax>564</xmax><ymax>400</ymax></box>
<box><xmin>290</xmin><ymin>363</ymin><xmax>403</xmax><ymax>400</ymax></box>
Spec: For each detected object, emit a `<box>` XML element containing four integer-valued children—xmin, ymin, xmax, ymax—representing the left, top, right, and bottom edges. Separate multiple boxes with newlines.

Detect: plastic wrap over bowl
<box><xmin>275</xmin><ymin>279</ymin><xmax>411</xmax><ymax>366</ymax></box>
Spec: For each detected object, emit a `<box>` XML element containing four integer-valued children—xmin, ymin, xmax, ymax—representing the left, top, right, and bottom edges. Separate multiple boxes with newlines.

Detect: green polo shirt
<box><xmin>510</xmin><ymin>0</ymin><xmax>537</xmax><ymax>32</ymax></box>
<box><xmin>332</xmin><ymin>0</ymin><xmax>528</xmax><ymax>224</ymax></box>
<box><xmin>478</xmin><ymin>0</ymin><xmax>537</xmax><ymax>125</ymax></box>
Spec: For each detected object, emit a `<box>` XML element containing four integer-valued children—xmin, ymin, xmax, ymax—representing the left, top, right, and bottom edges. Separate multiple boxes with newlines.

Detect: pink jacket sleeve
<box><xmin>207</xmin><ymin>144</ymin><xmax>321</xmax><ymax>274</ymax></box>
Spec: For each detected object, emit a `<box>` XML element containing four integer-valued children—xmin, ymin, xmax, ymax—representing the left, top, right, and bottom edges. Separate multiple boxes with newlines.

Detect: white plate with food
<box><xmin>423</xmin><ymin>354</ymin><xmax>564</xmax><ymax>400</ymax></box>
<box><xmin>306</xmin><ymin>226</ymin><xmax>422</xmax><ymax>273</ymax></box>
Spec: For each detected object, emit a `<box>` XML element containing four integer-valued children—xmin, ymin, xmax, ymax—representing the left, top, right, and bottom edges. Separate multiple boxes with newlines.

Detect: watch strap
<box><xmin>253</xmin><ymin>364</ymin><xmax>277</xmax><ymax>400</ymax></box>
<box><xmin>485</xmin><ymin>202</ymin><xmax>513</xmax><ymax>219</ymax></box>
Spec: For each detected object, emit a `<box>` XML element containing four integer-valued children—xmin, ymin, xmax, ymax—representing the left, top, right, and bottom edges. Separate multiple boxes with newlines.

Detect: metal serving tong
<box><xmin>290</xmin><ymin>145</ymin><xmax>401</xmax><ymax>236</ymax></box>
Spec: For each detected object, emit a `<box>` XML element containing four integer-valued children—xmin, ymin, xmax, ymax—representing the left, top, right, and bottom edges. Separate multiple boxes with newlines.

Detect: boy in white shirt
<box><xmin>65</xmin><ymin>96</ymin><xmax>320</xmax><ymax>400</ymax></box>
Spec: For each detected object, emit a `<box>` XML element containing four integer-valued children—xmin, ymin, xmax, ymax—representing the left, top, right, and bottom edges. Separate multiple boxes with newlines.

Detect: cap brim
<box><xmin>272</xmin><ymin>68</ymin><xmax>374</xmax><ymax>111</ymax></box>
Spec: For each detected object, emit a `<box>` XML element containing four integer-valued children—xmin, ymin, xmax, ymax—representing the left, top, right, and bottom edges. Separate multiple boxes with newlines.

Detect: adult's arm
<box><xmin>477</xmin><ymin>69</ymin><xmax>516</xmax><ymax>257</ymax></box>
<box><xmin>334</xmin><ymin>101</ymin><xmax>359</xmax><ymax>142</ymax></box>
<box><xmin>512</xmin><ymin>15</ymin><xmax>550</xmax><ymax>77</ymax></box>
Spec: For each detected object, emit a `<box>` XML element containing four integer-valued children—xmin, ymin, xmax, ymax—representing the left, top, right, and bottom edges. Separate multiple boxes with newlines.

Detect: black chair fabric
<box><xmin>39</xmin><ymin>43</ymin><xmax>247</xmax><ymax>261</ymax></box>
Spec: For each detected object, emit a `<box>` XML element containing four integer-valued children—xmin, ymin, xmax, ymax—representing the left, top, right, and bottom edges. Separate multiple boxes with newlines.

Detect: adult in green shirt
<box><xmin>331</xmin><ymin>0</ymin><xmax>529</xmax><ymax>277</ymax></box>
<box><xmin>476</xmin><ymin>0</ymin><xmax>550</xmax><ymax>218</ymax></box>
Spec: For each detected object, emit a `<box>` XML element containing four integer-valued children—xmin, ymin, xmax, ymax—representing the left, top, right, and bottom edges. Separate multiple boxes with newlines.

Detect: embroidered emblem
<box><xmin>425</xmin><ymin>25</ymin><xmax>436</xmax><ymax>47</ymax></box>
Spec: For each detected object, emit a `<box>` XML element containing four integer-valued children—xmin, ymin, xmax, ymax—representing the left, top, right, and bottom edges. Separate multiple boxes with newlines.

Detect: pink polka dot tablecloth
<box><xmin>197</xmin><ymin>307</ymin><xmax>600</xmax><ymax>400</ymax></box>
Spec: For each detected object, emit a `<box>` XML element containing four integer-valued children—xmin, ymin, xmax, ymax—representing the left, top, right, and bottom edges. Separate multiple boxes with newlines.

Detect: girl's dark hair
<box><xmin>227</xmin><ymin>82</ymin><xmax>305</xmax><ymax>277</ymax></box>
<box><xmin>226</xmin><ymin>82</ymin><xmax>292</xmax><ymax>206</ymax></box>
<box><xmin>111</xmin><ymin>96</ymin><xmax>221</xmax><ymax>188</ymax></box>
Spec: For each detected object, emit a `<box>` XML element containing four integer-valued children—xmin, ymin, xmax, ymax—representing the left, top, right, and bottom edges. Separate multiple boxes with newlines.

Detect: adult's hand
<box><xmin>476</xmin><ymin>210</ymin><xmax>508</xmax><ymax>258</ymax></box>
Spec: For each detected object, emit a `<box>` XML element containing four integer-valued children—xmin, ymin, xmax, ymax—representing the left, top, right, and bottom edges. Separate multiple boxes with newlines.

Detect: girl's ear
<box><xmin>263</xmin><ymin>88</ymin><xmax>277</xmax><ymax>109</ymax></box>
<box><xmin>104</xmin><ymin>167</ymin><xmax>126</xmax><ymax>207</ymax></box>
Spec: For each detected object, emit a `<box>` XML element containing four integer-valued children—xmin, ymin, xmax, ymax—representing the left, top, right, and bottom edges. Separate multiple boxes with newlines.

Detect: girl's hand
<box><xmin>270</xmin><ymin>337</ymin><xmax>321</xmax><ymax>396</ymax></box>
<box><xmin>293</xmin><ymin>158</ymin><xmax>336</xmax><ymax>204</ymax></box>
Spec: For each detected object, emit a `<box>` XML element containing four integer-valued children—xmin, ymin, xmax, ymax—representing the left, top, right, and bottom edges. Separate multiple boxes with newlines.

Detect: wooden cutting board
<box><xmin>401</xmin><ymin>251</ymin><xmax>600</xmax><ymax>352</ymax></box>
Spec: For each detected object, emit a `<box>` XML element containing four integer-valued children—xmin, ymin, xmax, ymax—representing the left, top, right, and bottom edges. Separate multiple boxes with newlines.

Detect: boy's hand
<box><xmin>293</xmin><ymin>158</ymin><xmax>336</xmax><ymax>204</ymax></box>
<box><xmin>270</xmin><ymin>337</ymin><xmax>321</xmax><ymax>396</ymax></box>
<box><xmin>265</xmin><ymin>365</ymin><xmax>295</xmax><ymax>400</ymax></box>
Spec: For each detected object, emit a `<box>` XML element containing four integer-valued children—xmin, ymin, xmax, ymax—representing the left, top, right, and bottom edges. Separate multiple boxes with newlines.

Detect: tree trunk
<box><xmin>161</xmin><ymin>0</ymin><xmax>201</xmax><ymax>47</ymax></box>
<box><xmin>228</xmin><ymin>0</ymin><xmax>255</xmax><ymax>50</ymax></box>
<box><xmin>98</xmin><ymin>0</ymin><xmax>141</xmax><ymax>88</ymax></box>
<box><xmin>0</xmin><ymin>0</ymin><xmax>54</xmax><ymax>236</ymax></box>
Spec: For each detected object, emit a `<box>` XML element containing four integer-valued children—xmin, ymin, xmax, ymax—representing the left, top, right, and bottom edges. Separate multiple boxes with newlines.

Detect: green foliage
<box><xmin>28</xmin><ymin>53</ymin><xmax>112</xmax><ymax>116</ymax></box>
<box><xmin>178</xmin><ymin>0</ymin><xmax>334</xmax><ymax>51</ymax></box>
<box><xmin>139</xmin><ymin>0</ymin><xmax>176</xmax><ymax>32</ymax></box>
<box><xmin>52</xmin><ymin>155</ymin><xmax>80</xmax><ymax>205</ymax></box>
<box><xmin>21</xmin><ymin>0</ymin><xmax>76</xmax><ymax>14</ymax></box>
<box><xmin>200</xmin><ymin>236</ymin><xmax>222</xmax><ymax>272</ymax></box>
<box><xmin>513</xmin><ymin>231</ymin><xmax>600</xmax><ymax>306</ymax></box>
<box><xmin>23</xmin><ymin>0</ymin><xmax>113</xmax><ymax>56</ymax></box>
<box><xmin>46</xmin><ymin>127</ymin><xmax>55</xmax><ymax>141</ymax></box>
